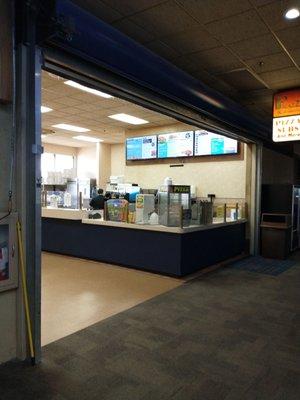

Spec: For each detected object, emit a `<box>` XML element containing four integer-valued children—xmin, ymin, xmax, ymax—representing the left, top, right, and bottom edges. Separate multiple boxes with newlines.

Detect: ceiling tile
<box><xmin>238</xmin><ymin>87</ymin><xmax>273</xmax><ymax>101</ymax></box>
<box><xmin>258</xmin><ymin>66</ymin><xmax>300</xmax><ymax>85</ymax></box>
<box><xmin>204</xmin><ymin>9</ymin><xmax>269</xmax><ymax>44</ymax></box>
<box><xmin>250</xmin><ymin>0</ymin><xmax>276</xmax><ymax>5</ymax></box>
<box><xmin>188</xmin><ymin>70</ymin><xmax>218</xmax><ymax>86</ymax></box>
<box><xmin>112</xmin><ymin>18</ymin><xmax>155</xmax><ymax>44</ymax></box>
<box><xmin>42</xmin><ymin>80</ymin><xmax>57</xmax><ymax>89</ymax></box>
<box><xmin>209</xmin><ymin>79</ymin><xmax>241</xmax><ymax>97</ymax></box>
<box><xmin>217</xmin><ymin>69</ymin><xmax>266</xmax><ymax>91</ymax></box>
<box><xmin>165</xmin><ymin>54</ymin><xmax>196</xmax><ymax>73</ymax></box>
<box><xmin>291</xmin><ymin>48</ymin><xmax>300</xmax><ymax>65</ymax></box>
<box><xmin>246</xmin><ymin>51</ymin><xmax>294</xmax><ymax>73</ymax></box>
<box><xmin>276</xmin><ymin>26</ymin><xmax>300</xmax><ymax>51</ymax></box>
<box><xmin>229</xmin><ymin>33</ymin><xmax>282</xmax><ymax>60</ymax></box>
<box><xmin>54</xmin><ymin>106</ymin><xmax>83</xmax><ymax>116</ymax></box>
<box><xmin>41</xmin><ymin>69</ymin><xmax>178</xmax><ymax>145</ymax></box>
<box><xmin>160</xmin><ymin>26</ymin><xmax>219</xmax><ymax>55</ymax></box>
<box><xmin>177</xmin><ymin>0</ymin><xmax>252</xmax><ymax>24</ymax></box>
<box><xmin>74</xmin><ymin>102</ymin><xmax>105</xmax><ymax>112</ymax></box>
<box><xmin>42</xmin><ymin>91</ymin><xmax>65</xmax><ymax>101</ymax></box>
<box><xmin>271</xmin><ymin>78</ymin><xmax>300</xmax><ymax>90</ymax></box>
<box><xmin>256</xmin><ymin>0</ymin><xmax>300</xmax><ymax>32</ymax></box>
<box><xmin>53</xmin><ymin>97</ymin><xmax>83</xmax><ymax>107</ymax></box>
<box><xmin>101</xmin><ymin>0</ymin><xmax>166</xmax><ymax>16</ymax></box>
<box><xmin>130</xmin><ymin>0</ymin><xmax>198</xmax><ymax>37</ymax></box>
<box><xmin>72</xmin><ymin>0</ymin><xmax>123</xmax><ymax>23</ymax></box>
<box><xmin>187</xmin><ymin>47</ymin><xmax>244</xmax><ymax>74</ymax></box>
<box><xmin>144</xmin><ymin>40</ymin><xmax>180</xmax><ymax>60</ymax></box>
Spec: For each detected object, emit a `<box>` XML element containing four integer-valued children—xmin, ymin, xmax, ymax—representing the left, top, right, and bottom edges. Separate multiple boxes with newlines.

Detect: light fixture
<box><xmin>52</xmin><ymin>123</ymin><xmax>90</xmax><ymax>132</ymax></box>
<box><xmin>73</xmin><ymin>135</ymin><xmax>103</xmax><ymax>143</ymax></box>
<box><xmin>41</xmin><ymin>134</ymin><xmax>46</xmax><ymax>139</ymax></box>
<box><xmin>108</xmin><ymin>113</ymin><xmax>149</xmax><ymax>125</ymax></box>
<box><xmin>64</xmin><ymin>80</ymin><xmax>113</xmax><ymax>98</ymax></box>
<box><xmin>41</xmin><ymin>106</ymin><xmax>53</xmax><ymax>113</ymax></box>
<box><xmin>285</xmin><ymin>8</ymin><xmax>300</xmax><ymax>19</ymax></box>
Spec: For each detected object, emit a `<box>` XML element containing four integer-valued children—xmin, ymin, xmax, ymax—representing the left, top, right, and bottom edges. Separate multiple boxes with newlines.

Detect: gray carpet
<box><xmin>0</xmin><ymin>254</ymin><xmax>299</xmax><ymax>400</ymax></box>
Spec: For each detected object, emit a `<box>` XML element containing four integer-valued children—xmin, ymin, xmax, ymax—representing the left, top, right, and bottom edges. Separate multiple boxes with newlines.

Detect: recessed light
<box><xmin>64</xmin><ymin>80</ymin><xmax>113</xmax><ymax>98</ymax></box>
<box><xmin>73</xmin><ymin>135</ymin><xmax>103</xmax><ymax>143</ymax></box>
<box><xmin>108</xmin><ymin>113</ymin><xmax>149</xmax><ymax>125</ymax></box>
<box><xmin>285</xmin><ymin>8</ymin><xmax>300</xmax><ymax>19</ymax></box>
<box><xmin>41</xmin><ymin>106</ymin><xmax>53</xmax><ymax>113</ymax></box>
<box><xmin>52</xmin><ymin>123</ymin><xmax>90</xmax><ymax>132</ymax></box>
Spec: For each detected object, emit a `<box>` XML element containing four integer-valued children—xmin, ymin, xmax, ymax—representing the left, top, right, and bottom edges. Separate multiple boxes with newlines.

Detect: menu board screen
<box><xmin>194</xmin><ymin>130</ymin><xmax>238</xmax><ymax>156</ymax></box>
<box><xmin>157</xmin><ymin>131</ymin><xmax>194</xmax><ymax>158</ymax></box>
<box><xmin>126</xmin><ymin>135</ymin><xmax>157</xmax><ymax>160</ymax></box>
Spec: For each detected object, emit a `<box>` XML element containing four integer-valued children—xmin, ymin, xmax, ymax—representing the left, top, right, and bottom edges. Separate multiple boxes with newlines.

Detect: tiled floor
<box><xmin>42</xmin><ymin>252</ymin><xmax>182</xmax><ymax>345</ymax></box>
<box><xmin>0</xmin><ymin>253</ymin><xmax>299</xmax><ymax>400</ymax></box>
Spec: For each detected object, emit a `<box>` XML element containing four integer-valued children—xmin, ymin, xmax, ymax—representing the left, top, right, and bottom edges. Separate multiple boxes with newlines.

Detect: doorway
<box><xmin>20</xmin><ymin>53</ymin><xmax>261</xmax><ymax>362</ymax></box>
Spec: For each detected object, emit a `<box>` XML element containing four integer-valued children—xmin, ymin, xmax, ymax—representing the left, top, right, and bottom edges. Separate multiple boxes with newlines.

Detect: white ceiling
<box><xmin>41</xmin><ymin>70</ymin><xmax>177</xmax><ymax>147</ymax></box>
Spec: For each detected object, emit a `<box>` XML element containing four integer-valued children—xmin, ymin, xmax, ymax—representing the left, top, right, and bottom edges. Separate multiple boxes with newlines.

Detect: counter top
<box><xmin>81</xmin><ymin>218</ymin><xmax>247</xmax><ymax>234</ymax></box>
<box><xmin>42</xmin><ymin>208</ymin><xmax>88</xmax><ymax>220</ymax></box>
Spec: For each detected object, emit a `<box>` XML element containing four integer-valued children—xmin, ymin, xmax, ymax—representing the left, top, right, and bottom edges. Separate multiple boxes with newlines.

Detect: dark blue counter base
<box><xmin>42</xmin><ymin>218</ymin><xmax>246</xmax><ymax>277</ymax></box>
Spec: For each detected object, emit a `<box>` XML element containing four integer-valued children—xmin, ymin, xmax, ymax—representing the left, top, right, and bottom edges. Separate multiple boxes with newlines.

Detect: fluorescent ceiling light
<box><xmin>73</xmin><ymin>135</ymin><xmax>103</xmax><ymax>143</ymax></box>
<box><xmin>108</xmin><ymin>113</ymin><xmax>149</xmax><ymax>125</ymax></box>
<box><xmin>285</xmin><ymin>8</ymin><xmax>300</xmax><ymax>19</ymax></box>
<box><xmin>41</xmin><ymin>106</ymin><xmax>53</xmax><ymax>113</ymax></box>
<box><xmin>52</xmin><ymin>123</ymin><xmax>90</xmax><ymax>132</ymax></box>
<box><xmin>64</xmin><ymin>80</ymin><xmax>113</xmax><ymax>98</ymax></box>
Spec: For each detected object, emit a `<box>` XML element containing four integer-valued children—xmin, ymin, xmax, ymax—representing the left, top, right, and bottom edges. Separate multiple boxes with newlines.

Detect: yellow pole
<box><xmin>16</xmin><ymin>220</ymin><xmax>35</xmax><ymax>365</ymax></box>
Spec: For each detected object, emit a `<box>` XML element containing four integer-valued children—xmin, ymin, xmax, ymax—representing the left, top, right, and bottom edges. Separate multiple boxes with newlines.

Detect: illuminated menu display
<box><xmin>194</xmin><ymin>130</ymin><xmax>238</xmax><ymax>156</ymax></box>
<box><xmin>157</xmin><ymin>131</ymin><xmax>193</xmax><ymax>158</ymax></box>
<box><xmin>126</xmin><ymin>136</ymin><xmax>157</xmax><ymax>160</ymax></box>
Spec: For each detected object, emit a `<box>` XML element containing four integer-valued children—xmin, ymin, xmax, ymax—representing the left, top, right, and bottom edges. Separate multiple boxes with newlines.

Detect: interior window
<box><xmin>41</xmin><ymin>153</ymin><xmax>55</xmax><ymax>179</ymax></box>
<box><xmin>41</xmin><ymin>152</ymin><xmax>75</xmax><ymax>180</ymax></box>
<box><xmin>55</xmin><ymin>154</ymin><xmax>74</xmax><ymax>172</ymax></box>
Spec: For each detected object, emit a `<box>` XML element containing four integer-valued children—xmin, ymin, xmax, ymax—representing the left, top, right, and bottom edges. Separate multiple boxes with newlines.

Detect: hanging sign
<box><xmin>273</xmin><ymin>89</ymin><xmax>300</xmax><ymax>142</ymax></box>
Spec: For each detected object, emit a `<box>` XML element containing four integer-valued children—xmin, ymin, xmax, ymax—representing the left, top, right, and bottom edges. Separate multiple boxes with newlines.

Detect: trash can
<box><xmin>260</xmin><ymin>213</ymin><xmax>292</xmax><ymax>259</ymax></box>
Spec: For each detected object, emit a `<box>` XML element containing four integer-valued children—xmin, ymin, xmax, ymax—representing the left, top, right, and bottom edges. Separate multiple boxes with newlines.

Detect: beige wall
<box><xmin>98</xmin><ymin>143</ymin><xmax>111</xmax><ymax>189</ymax></box>
<box><xmin>111</xmin><ymin>143</ymin><xmax>246</xmax><ymax>198</ymax></box>
<box><xmin>43</xmin><ymin>143</ymin><xmax>77</xmax><ymax>156</ymax></box>
<box><xmin>111</xmin><ymin>143</ymin><xmax>125</xmax><ymax>177</ymax></box>
<box><xmin>262</xmin><ymin>148</ymin><xmax>294</xmax><ymax>185</ymax></box>
<box><xmin>77</xmin><ymin>145</ymin><xmax>97</xmax><ymax>180</ymax></box>
<box><xmin>111</xmin><ymin>123</ymin><xmax>247</xmax><ymax>199</ymax></box>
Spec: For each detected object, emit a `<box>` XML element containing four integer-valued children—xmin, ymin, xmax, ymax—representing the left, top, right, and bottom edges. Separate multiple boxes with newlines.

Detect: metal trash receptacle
<box><xmin>260</xmin><ymin>213</ymin><xmax>292</xmax><ymax>259</ymax></box>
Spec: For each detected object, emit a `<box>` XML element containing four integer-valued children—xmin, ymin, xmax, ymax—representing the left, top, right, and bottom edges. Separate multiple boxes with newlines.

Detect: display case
<box><xmin>158</xmin><ymin>185</ymin><xmax>191</xmax><ymax>227</ymax></box>
<box><xmin>0</xmin><ymin>213</ymin><xmax>18</xmax><ymax>292</ymax></box>
<box><xmin>157</xmin><ymin>191</ymin><xmax>247</xmax><ymax>228</ymax></box>
<box><xmin>212</xmin><ymin>198</ymin><xmax>247</xmax><ymax>223</ymax></box>
<box><xmin>42</xmin><ymin>178</ymin><xmax>96</xmax><ymax>209</ymax></box>
<box><xmin>105</xmin><ymin>199</ymin><xmax>129</xmax><ymax>222</ymax></box>
<box><xmin>190</xmin><ymin>200</ymin><xmax>213</xmax><ymax>225</ymax></box>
